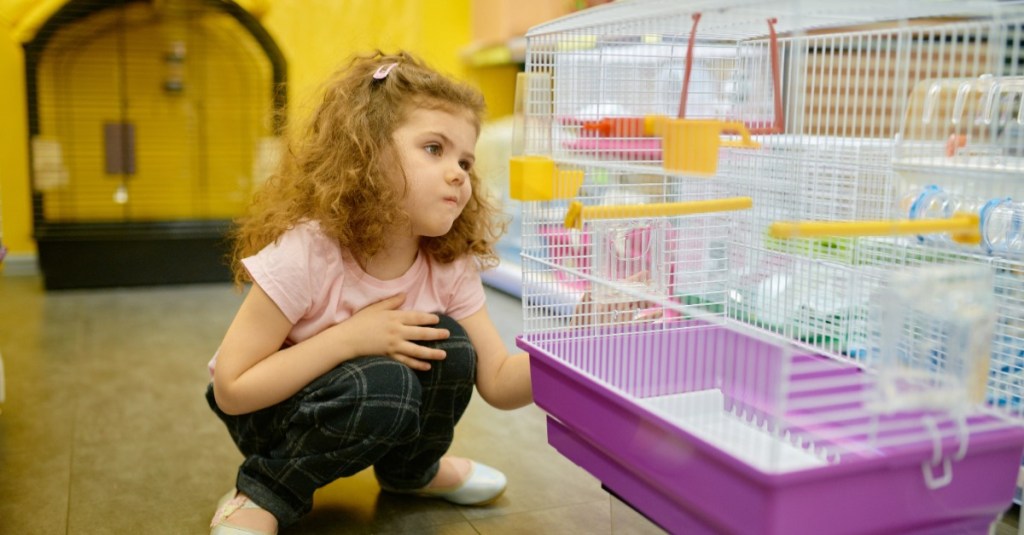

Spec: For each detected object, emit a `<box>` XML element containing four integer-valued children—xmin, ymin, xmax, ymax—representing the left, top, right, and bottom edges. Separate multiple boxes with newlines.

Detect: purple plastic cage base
<box><xmin>518</xmin><ymin>325</ymin><xmax>1024</xmax><ymax>535</ymax></box>
<box><xmin>548</xmin><ymin>417</ymin><xmax>1000</xmax><ymax>535</ymax></box>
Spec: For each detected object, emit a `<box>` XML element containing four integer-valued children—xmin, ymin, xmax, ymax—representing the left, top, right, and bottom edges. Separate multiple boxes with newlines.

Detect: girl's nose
<box><xmin>447</xmin><ymin>165</ymin><xmax>467</xmax><ymax>185</ymax></box>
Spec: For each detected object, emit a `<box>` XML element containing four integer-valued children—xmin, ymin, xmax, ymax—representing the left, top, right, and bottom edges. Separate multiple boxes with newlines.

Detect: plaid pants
<box><xmin>206</xmin><ymin>314</ymin><xmax>476</xmax><ymax>526</ymax></box>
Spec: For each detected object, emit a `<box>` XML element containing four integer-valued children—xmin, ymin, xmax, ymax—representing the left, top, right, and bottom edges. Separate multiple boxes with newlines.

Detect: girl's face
<box><xmin>390</xmin><ymin>106</ymin><xmax>478</xmax><ymax>239</ymax></box>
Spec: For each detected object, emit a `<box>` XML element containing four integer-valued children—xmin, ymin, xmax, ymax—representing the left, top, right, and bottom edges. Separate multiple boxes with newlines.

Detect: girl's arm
<box><xmin>213</xmin><ymin>283</ymin><xmax>448</xmax><ymax>415</ymax></box>
<box><xmin>459</xmin><ymin>307</ymin><xmax>533</xmax><ymax>410</ymax></box>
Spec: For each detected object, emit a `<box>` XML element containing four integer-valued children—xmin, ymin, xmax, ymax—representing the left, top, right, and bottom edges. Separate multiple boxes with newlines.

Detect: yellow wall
<box><xmin>0</xmin><ymin>17</ymin><xmax>32</xmax><ymax>255</ymax></box>
<box><xmin>0</xmin><ymin>0</ymin><xmax>519</xmax><ymax>256</ymax></box>
<box><xmin>252</xmin><ymin>0</ymin><xmax>515</xmax><ymax>123</ymax></box>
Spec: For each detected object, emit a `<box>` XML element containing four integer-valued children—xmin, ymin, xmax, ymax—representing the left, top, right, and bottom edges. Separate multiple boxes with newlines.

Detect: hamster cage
<box><xmin>509</xmin><ymin>1</ymin><xmax>1024</xmax><ymax>533</ymax></box>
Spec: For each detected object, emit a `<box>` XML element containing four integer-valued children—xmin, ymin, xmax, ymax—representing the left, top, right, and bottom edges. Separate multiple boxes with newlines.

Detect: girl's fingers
<box><xmin>399</xmin><ymin>311</ymin><xmax>442</xmax><ymax>326</ymax></box>
<box><xmin>393</xmin><ymin>346</ymin><xmax>445</xmax><ymax>370</ymax></box>
<box><xmin>401</xmin><ymin>342</ymin><xmax>446</xmax><ymax>361</ymax></box>
<box><xmin>394</xmin><ymin>354</ymin><xmax>432</xmax><ymax>371</ymax></box>
<box><xmin>406</xmin><ymin>326</ymin><xmax>450</xmax><ymax>341</ymax></box>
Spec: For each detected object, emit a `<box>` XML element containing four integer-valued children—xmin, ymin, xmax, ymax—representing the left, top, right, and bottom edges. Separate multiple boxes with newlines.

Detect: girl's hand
<box><xmin>343</xmin><ymin>294</ymin><xmax>450</xmax><ymax>370</ymax></box>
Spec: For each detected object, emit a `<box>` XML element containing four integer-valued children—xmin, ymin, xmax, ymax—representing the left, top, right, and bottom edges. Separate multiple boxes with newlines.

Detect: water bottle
<box><xmin>981</xmin><ymin>198</ymin><xmax>1024</xmax><ymax>256</ymax></box>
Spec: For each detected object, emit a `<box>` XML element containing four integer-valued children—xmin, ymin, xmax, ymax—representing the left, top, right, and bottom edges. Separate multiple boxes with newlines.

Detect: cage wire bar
<box><xmin>511</xmin><ymin>1</ymin><xmax>1024</xmax><ymax>533</ymax></box>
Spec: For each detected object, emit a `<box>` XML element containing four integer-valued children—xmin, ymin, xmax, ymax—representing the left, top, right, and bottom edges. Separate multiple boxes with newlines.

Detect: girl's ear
<box><xmin>377</xmin><ymin>143</ymin><xmax>408</xmax><ymax>194</ymax></box>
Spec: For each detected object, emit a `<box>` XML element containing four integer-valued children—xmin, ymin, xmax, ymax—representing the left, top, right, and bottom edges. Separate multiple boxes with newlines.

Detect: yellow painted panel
<box><xmin>2</xmin><ymin>0</ymin><xmax>63</xmax><ymax>42</ymax></box>
<box><xmin>0</xmin><ymin>27</ymin><xmax>33</xmax><ymax>253</ymax></box>
<box><xmin>260</xmin><ymin>0</ymin><xmax>420</xmax><ymax>125</ymax></box>
<box><xmin>259</xmin><ymin>1</ymin><xmax>486</xmax><ymax>125</ymax></box>
<box><xmin>466</xmin><ymin>64</ymin><xmax>518</xmax><ymax>119</ymax></box>
<box><xmin>34</xmin><ymin>3</ymin><xmax>273</xmax><ymax>221</ymax></box>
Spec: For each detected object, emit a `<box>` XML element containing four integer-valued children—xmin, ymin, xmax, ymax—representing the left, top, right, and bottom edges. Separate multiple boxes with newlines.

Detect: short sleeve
<box><xmin>241</xmin><ymin>224</ymin><xmax>328</xmax><ymax>324</ymax></box>
<box><xmin>446</xmin><ymin>257</ymin><xmax>487</xmax><ymax>320</ymax></box>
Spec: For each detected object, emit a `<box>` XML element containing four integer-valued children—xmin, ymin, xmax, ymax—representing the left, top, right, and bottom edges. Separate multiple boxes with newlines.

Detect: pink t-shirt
<box><xmin>208</xmin><ymin>221</ymin><xmax>486</xmax><ymax>375</ymax></box>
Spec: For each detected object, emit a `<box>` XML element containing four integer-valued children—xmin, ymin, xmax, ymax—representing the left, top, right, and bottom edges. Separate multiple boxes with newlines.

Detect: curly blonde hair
<box><xmin>229</xmin><ymin>50</ymin><xmax>505</xmax><ymax>286</ymax></box>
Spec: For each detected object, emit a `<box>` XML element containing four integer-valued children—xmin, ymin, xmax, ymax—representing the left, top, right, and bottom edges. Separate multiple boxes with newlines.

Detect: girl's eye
<box><xmin>425</xmin><ymin>144</ymin><xmax>442</xmax><ymax>156</ymax></box>
<box><xmin>459</xmin><ymin>160</ymin><xmax>472</xmax><ymax>171</ymax></box>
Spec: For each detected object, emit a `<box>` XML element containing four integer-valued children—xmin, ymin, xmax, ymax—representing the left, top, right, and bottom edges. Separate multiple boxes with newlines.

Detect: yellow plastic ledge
<box><xmin>769</xmin><ymin>213</ymin><xmax>982</xmax><ymax>245</ymax></box>
<box><xmin>564</xmin><ymin>197</ymin><xmax>753</xmax><ymax>229</ymax></box>
<box><xmin>509</xmin><ymin>156</ymin><xmax>585</xmax><ymax>201</ymax></box>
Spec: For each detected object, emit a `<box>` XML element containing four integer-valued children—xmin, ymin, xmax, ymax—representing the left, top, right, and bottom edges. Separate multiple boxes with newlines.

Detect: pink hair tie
<box><xmin>373</xmin><ymin>62</ymin><xmax>399</xmax><ymax>80</ymax></box>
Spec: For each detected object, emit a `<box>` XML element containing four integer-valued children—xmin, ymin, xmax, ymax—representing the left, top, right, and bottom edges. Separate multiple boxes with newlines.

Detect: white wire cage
<box><xmin>509</xmin><ymin>1</ymin><xmax>1024</xmax><ymax>533</ymax></box>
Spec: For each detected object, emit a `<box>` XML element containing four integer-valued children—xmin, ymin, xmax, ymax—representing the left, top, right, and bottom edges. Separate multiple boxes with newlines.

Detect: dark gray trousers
<box><xmin>206</xmin><ymin>315</ymin><xmax>476</xmax><ymax>526</ymax></box>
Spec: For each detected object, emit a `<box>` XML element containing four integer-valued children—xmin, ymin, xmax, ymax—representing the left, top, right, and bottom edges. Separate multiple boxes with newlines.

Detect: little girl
<box><xmin>206</xmin><ymin>50</ymin><xmax>532</xmax><ymax>535</ymax></box>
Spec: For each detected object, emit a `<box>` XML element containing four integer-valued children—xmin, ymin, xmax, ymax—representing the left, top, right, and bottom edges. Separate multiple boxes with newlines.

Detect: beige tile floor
<box><xmin>0</xmin><ymin>272</ymin><xmax>1018</xmax><ymax>534</ymax></box>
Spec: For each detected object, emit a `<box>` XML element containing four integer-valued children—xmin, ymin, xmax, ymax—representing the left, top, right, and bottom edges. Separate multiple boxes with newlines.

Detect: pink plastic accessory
<box><xmin>373</xmin><ymin>62</ymin><xmax>399</xmax><ymax>80</ymax></box>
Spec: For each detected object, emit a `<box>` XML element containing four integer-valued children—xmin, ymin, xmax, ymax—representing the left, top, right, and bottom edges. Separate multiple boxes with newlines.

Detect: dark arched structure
<box><xmin>23</xmin><ymin>0</ymin><xmax>287</xmax><ymax>289</ymax></box>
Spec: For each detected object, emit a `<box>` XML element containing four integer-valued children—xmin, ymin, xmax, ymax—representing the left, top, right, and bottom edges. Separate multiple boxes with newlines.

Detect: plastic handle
<box><xmin>769</xmin><ymin>213</ymin><xmax>981</xmax><ymax>245</ymax></box>
<box><xmin>921</xmin><ymin>458</ymin><xmax>953</xmax><ymax>490</ymax></box>
<box><xmin>564</xmin><ymin>197</ymin><xmax>753</xmax><ymax>229</ymax></box>
<box><xmin>718</xmin><ymin>121</ymin><xmax>760</xmax><ymax>149</ymax></box>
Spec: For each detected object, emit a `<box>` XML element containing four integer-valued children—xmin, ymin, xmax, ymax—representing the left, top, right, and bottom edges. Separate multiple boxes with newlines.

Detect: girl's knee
<box><xmin>303</xmin><ymin>358</ymin><xmax>423</xmax><ymax>442</ymax></box>
<box><xmin>358</xmin><ymin>360</ymin><xmax>423</xmax><ymax>438</ymax></box>
<box><xmin>433</xmin><ymin>314</ymin><xmax>467</xmax><ymax>338</ymax></box>
<box><xmin>429</xmin><ymin>315</ymin><xmax>476</xmax><ymax>383</ymax></box>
